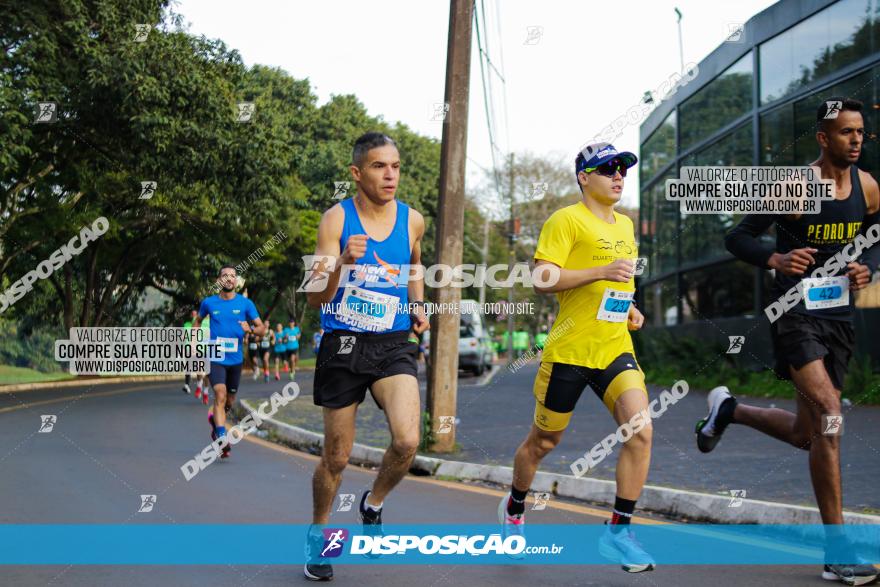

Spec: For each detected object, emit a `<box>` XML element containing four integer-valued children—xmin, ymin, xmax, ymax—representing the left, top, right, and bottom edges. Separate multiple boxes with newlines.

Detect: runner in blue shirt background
<box><xmin>194</xmin><ymin>264</ymin><xmax>266</xmax><ymax>458</ymax></box>
<box><xmin>285</xmin><ymin>318</ymin><xmax>301</xmax><ymax>381</ymax></box>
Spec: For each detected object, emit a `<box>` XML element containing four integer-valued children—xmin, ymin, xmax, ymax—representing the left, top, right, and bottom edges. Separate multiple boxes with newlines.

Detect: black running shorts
<box><xmin>208</xmin><ymin>362</ymin><xmax>243</xmax><ymax>394</ymax></box>
<box><xmin>313</xmin><ymin>330</ymin><xmax>418</xmax><ymax>409</ymax></box>
<box><xmin>771</xmin><ymin>312</ymin><xmax>855</xmax><ymax>390</ymax></box>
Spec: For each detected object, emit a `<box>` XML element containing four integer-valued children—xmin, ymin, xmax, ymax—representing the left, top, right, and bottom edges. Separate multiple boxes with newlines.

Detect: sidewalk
<box><xmin>239</xmin><ymin>361</ymin><xmax>880</xmax><ymax>514</ymax></box>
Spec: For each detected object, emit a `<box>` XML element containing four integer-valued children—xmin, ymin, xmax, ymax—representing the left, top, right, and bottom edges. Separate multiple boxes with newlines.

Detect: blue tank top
<box><xmin>321</xmin><ymin>198</ymin><xmax>412</xmax><ymax>334</ymax></box>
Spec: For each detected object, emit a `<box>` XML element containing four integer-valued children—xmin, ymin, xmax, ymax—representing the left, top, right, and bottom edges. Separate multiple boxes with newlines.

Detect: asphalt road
<box><xmin>0</xmin><ymin>380</ymin><xmax>847</xmax><ymax>586</ymax></box>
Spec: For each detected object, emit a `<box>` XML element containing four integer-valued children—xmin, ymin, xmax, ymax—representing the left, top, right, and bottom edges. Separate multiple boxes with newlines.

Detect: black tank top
<box><xmin>773</xmin><ymin>165</ymin><xmax>866</xmax><ymax>320</ymax></box>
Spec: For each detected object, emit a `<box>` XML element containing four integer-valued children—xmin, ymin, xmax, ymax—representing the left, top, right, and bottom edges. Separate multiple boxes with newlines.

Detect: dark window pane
<box><xmin>759</xmin><ymin>103</ymin><xmax>796</xmax><ymax>165</ymax></box>
<box><xmin>680</xmin><ymin>53</ymin><xmax>753</xmax><ymax>151</ymax></box>
<box><xmin>679</xmin><ymin>123</ymin><xmax>753</xmax><ymax>266</ymax></box>
<box><xmin>681</xmin><ymin>261</ymin><xmax>758</xmax><ymax>322</ymax></box>
<box><xmin>760</xmin><ymin>0</ymin><xmax>874</xmax><ymax>104</ymax></box>
<box><xmin>643</xmin><ymin>276</ymin><xmax>679</xmax><ymax>326</ymax></box>
<box><xmin>792</xmin><ymin>68</ymin><xmax>878</xmax><ymax>173</ymax></box>
<box><xmin>645</xmin><ymin>172</ymin><xmax>678</xmax><ymax>279</ymax></box>
<box><xmin>641</xmin><ymin>111</ymin><xmax>677</xmax><ymax>185</ymax></box>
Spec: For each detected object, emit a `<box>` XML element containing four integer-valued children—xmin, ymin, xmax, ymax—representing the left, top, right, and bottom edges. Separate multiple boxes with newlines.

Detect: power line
<box><xmin>492</xmin><ymin>0</ymin><xmax>511</xmax><ymax>156</ymax></box>
<box><xmin>473</xmin><ymin>0</ymin><xmax>503</xmax><ymax>197</ymax></box>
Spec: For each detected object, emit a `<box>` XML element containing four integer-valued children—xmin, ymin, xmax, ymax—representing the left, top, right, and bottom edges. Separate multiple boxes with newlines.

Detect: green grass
<box><xmin>0</xmin><ymin>365</ymin><xmax>75</xmax><ymax>385</ymax></box>
<box><xmin>637</xmin><ymin>330</ymin><xmax>880</xmax><ymax>404</ymax></box>
<box><xmin>645</xmin><ymin>354</ymin><xmax>880</xmax><ymax>404</ymax></box>
<box><xmin>644</xmin><ymin>365</ymin><xmax>797</xmax><ymax>400</ymax></box>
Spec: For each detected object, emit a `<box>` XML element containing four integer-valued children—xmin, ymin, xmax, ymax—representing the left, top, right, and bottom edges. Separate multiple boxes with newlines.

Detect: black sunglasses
<box><xmin>585</xmin><ymin>158</ymin><xmax>627</xmax><ymax>178</ymax></box>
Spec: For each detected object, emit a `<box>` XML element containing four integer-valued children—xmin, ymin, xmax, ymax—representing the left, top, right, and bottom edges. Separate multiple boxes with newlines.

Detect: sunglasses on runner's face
<box><xmin>586</xmin><ymin>159</ymin><xmax>627</xmax><ymax>178</ymax></box>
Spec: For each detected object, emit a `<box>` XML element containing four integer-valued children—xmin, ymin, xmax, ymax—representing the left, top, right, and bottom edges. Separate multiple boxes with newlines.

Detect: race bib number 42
<box><xmin>597</xmin><ymin>289</ymin><xmax>634</xmax><ymax>323</ymax></box>
<box><xmin>802</xmin><ymin>276</ymin><xmax>849</xmax><ymax>310</ymax></box>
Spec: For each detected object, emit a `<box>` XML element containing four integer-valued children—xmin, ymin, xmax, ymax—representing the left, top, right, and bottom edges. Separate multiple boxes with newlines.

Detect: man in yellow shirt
<box><xmin>498</xmin><ymin>142</ymin><xmax>654</xmax><ymax>573</ymax></box>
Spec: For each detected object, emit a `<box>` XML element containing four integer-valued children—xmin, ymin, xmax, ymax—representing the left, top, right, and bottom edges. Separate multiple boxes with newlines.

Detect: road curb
<box><xmin>0</xmin><ymin>365</ymin><xmax>317</xmax><ymax>394</ymax></box>
<box><xmin>0</xmin><ymin>374</ymin><xmax>181</xmax><ymax>394</ymax></box>
<box><xmin>237</xmin><ymin>398</ymin><xmax>880</xmax><ymax>526</ymax></box>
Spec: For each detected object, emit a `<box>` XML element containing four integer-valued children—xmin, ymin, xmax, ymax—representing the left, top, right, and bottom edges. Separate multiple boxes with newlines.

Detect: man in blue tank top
<box><xmin>696</xmin><ymin>98</ymin><xmax>879</xmax><ymax>585</ymax></box>
<box><xmin>302</xmin><ymin>133</ymin><xmax>429</xmax><ymax>581</ymax></box>
<box><xmin>194</xmin><ymin>264</ymin><xmax>267</xmax><ymax>459</ymax></box>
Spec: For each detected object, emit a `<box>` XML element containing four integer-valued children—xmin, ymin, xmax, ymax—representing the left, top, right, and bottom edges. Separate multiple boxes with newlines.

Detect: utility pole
<box><xmin>427</xmin><ymin>0</ymin><xmax>473</xmax><ymax>453</ymax></box>
<box><xmin>506</xmin><ymin>153</ymin><xmax>515</xmax><ymax>365</ymax></box>
<box><xmin>478</xmin><ymin>215</ymin><xmax>489</xmax><ymax>307</ymax></box>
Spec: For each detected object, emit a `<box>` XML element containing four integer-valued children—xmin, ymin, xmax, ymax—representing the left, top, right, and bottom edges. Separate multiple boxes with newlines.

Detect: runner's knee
<box><xmin>529</xmin><ymin>430</ymin><xmax>560</xmax><ymax>457</ymax></box>
<box><xmin>808</xmin><ymin>394</ymin><xmax>841</xmax><ymax>421</ymax></box>
<box><xmin>625</xmin><ymin>423</ymin><xmax>653</xmax><ymax>451</ymax></box>
<box><xmin>322</xmin><ymin>449</ymin><xmax>351</xmax><ymax>475</ymax></box>
<box><xmin>392</xmin><ymin>432</ymin><xmax>419</xmax><ymax>455</ymax></box>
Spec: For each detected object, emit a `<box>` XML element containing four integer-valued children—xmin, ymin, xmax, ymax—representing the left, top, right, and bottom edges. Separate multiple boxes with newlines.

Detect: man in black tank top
<box><xmin>695</xmin><ymin>97</ymin><xmax>880</xmax><ymax>585</ymax></box>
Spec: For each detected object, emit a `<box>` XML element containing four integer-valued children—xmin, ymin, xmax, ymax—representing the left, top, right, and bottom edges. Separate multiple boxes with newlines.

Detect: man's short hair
<box><xmin>574</xmin><ymin>152</ymin><xmax>587</xmax><ymax>192</ymax></box>
<box><xmin>352</xmin><ymin>132</ymin><xmax>397</xmax><ymax>167</ymax></box>
<box><xmin>218</xmin><ymin>263</ymin><xmax>236</xmax><ymax>276</ymax></box>
<box><xmin>817</xmin><ymin>97</ymin><xmax>863</xmax><ymax>132</ymax></box>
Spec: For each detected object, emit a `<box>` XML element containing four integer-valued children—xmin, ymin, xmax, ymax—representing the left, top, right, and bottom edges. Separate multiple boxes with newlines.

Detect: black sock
<box><xmin>610</xmin><ymin>496</ymin><xmax>636</xmax><ymax>532</ymax></box>
<box><xmin>185</xmin><ymin>374</ymin><xmax>191</xmax><ymax>385</ymax></box>
<box><xmin>507</xmin><ymin>486</ymin><xmax>528</xmax><ymax>516</ymax></box>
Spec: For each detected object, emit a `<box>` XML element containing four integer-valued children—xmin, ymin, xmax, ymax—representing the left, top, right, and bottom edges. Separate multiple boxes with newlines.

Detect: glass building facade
<box><xmin>638</xmin><ymin>0</ymin><xmax>880</xmax><ymax>355</ymax></box>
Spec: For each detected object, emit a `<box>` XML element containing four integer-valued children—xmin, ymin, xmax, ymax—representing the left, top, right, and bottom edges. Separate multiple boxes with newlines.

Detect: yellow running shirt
<box><xmin>534</xmin><ymin>202</ymin><xmax>638</xmax><ymax>369</ymax></box>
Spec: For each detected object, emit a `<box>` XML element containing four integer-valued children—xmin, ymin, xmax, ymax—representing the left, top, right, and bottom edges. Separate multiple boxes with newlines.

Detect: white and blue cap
<box><xmin>575</xmin><ymin>142</ymin><xmax>638</xmax><ymax>174</ymax></box>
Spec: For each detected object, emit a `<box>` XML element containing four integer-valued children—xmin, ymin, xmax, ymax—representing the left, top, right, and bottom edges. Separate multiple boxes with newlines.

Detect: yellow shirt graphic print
<box><xmin>534</xmin><ymin>202</ymin><xmax>637</xmax><ymax>369</ymax></box>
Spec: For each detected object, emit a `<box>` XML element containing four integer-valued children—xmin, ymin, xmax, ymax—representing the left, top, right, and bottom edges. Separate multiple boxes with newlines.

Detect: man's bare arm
<box><xmin>408</xmin><ymin>211</ymin><xmax>428</xmax><ymax>334</ymax></box>
<box><xmin>532</xmin><ymin>259</ymin><xmax>633</xmax><ymax>294</ymax></box>
<box><xmin>306</xmin><ymin>206</ymin><xmax>356</xmax><ymax>308</ymax></box>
